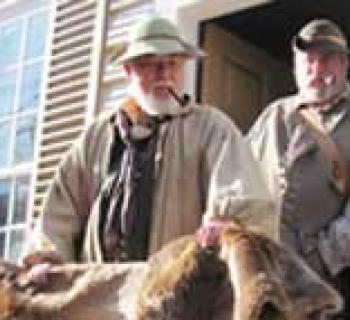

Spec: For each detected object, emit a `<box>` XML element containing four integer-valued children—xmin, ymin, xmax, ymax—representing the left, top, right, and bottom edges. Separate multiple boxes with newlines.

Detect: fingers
<box><xmin>25</xmin><ymin>263</ymin><xmax>52</xmax><ymax>287</ymax></box>
<box><xmin>197</xmin><ymin>223</ymin><xmax>227</xmax><ymax>248</ymax></box>
<box><xmin>20</xmin><ymin>251</ymin><xmax>62</xmax><ymax>291</ymax></box>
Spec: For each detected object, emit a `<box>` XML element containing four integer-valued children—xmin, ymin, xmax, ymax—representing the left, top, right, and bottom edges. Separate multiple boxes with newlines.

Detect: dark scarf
<box><xmin>100</xmin><ymin>99</ymin><xmax>159</xmax><ymax>261</ymax></box>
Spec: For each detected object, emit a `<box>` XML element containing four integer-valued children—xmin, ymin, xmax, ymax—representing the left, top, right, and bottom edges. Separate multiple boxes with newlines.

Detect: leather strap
<box><xmin>298</xmin><ymin>105</ymin><xmax>349</xmax><ymax>196</ymax></box>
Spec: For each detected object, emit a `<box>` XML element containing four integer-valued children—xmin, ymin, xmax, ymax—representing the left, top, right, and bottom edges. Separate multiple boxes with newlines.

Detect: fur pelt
<box><xmin>0</xmin><ymin>260</ymin><xmax>147</xmax><ymax>320</ymax></box>
<box><xmin>137</xmin><ymin>227</ymin><xmax>343</xmax><ymax>320</ymax></box>
<box><xmin>0</xmin><ymin>227</ymin><xmax>343</xmax><ymax>320</ymax></box>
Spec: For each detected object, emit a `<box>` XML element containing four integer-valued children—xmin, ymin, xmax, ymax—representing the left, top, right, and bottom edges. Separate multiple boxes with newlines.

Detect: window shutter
<box><xmin>32</xmin><ymin>0</ymin><xmax>102</xmax><ymax>218</ymax></box>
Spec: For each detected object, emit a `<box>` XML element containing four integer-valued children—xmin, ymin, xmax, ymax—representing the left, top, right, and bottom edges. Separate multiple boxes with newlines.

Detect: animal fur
<box><xmin>0</xmin><ymin>260</ymin><xmax>147</xmax><ymax>320</ymax></box>
<box><xmin>137</xmin><ymin>227</ymin><xmax>343</xmax><ymax>320</ymax></box>
<box><xmin>137</xmin><ymin>236</ymin><xmax>233</xmax><ymax>320</ymax></box>
<box><xmin>0</xmin><ymin>227</ymin><xmax>343</xmax><ymax>320</ymax></box>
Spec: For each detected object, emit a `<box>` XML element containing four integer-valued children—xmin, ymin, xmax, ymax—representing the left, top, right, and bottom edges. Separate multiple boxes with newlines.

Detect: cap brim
<box><xmin>293</xmin><ymin>36</ymin><xmax>349</xmax><ymax>54</ymax></box>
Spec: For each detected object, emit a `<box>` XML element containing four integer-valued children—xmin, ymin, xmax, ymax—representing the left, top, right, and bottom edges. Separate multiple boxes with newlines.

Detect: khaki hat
<box><xmin>112</xmin><ymin>16</ymin><xmax>205</xmax><ymax>63</ymax></box>
<box><xmin>292</xmin><ymin>19</ymin><xmax>348</xmax><ymax>54</ymax></box>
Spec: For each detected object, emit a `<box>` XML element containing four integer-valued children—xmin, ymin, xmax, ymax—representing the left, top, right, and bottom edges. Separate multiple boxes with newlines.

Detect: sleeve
<box><xmin>202</xmin><ymin>110</ymin><xmax>278</xmax><ymax>241</ymax></box>
<box><xmin>24</xmin><ymin>122</ymin><xmax>106</xmax><ymax>262</ymax></box>
<box><xmin>318</xmin><ymin>200</ymin><xmax>350</xmax><ymax>275</ymax></box>
<box><xmin>246</xmin><ymin>102</ymin><xmax>288</xmax><ymax>199</ymax></box>
<box><xmin>246</xmin><ymin>107</ymin><xmax>269</xmax><ymax>161</ymax></box>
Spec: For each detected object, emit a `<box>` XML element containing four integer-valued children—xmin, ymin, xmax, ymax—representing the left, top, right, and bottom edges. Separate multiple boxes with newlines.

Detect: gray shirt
<box><xmin>248</xmin><ymin>86</ymin><xmax>350</xmax><ymax>276</ymax></box>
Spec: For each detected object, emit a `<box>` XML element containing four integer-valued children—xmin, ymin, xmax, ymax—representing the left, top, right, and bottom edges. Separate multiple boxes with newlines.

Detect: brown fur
<box><xmin>137</xmin><ymin>236</ymin><xmax>233</xmax><ymax>320</ymax></box>
<box><xmin>0</xmin><ymin>227</ymin><xmax>343</xmax><ymax>320</ymax></box>
<box><xmin>137</xmin><ymin>227</ymin><xmax>343</xmax><ymax>320</ymax></box>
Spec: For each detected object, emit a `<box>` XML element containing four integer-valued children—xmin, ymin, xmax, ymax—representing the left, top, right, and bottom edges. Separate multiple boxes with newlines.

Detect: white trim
<box><xmin>86</xmin><ymin>0</ymin><xmax>108</xmax><ymax>123</ymax></box>
<box><xmin>0</xmin><ymin>224</ymin><xmax>26</xmax><ymax>233</ymax></box>
<box><xmin>0</xmin><ymin>0</ymin><xmax>48</xmax><ymax>19</ymax></box>
<box><xmin>7</xmin><ymin>177</ymin><xmax>15</xmax><ymax>243</ymax></box>
<box><xmin>0</xmin><ymin>177</ymin><xmax>11</xmax><ymax>259</ymax></box>
<box><xmin>0</xmin><ymin>163</ymin><xmax>33</xmax><ymax>178</ymax></box>
<box><xmin>0</xmin><ymin>0</ymin><xmax>17</xmax><ymax>11</ymax></box>
<box><xmin>10</xmin><ymin>11</ymin><xmax>26</xmax><ymax>166</ymax></box>
<box><xmin>0</xmin><ymin>6</ymin><xmax>48</xmax><ymax>28</ymax></box>
<box><xmin>157</xmin><ymin>0</ymin><xmax>272</xmax><ymax>22</ymax></box>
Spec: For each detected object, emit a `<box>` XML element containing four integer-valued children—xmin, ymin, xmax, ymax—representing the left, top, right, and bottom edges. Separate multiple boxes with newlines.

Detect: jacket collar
<box><xmin>110</xmin><ymin>97</ymin><xmax>196</xmax><ymax>141</ymax></box>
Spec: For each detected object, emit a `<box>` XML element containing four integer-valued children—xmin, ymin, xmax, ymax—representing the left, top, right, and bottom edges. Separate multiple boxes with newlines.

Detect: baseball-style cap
<box><xmin>292</xmin><ymin>19</ymin><xmax>348</xmax><ymax>54</ymax></box>
<box><xmin>111</xmin><ymin>16</ymin><xmax>205</xmax><ymax>63</ymax></box>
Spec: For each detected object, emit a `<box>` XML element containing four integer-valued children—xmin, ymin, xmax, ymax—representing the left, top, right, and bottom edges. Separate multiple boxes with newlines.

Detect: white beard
<box><xmin>295</xmin><ymin>68</ymin><xmax>346</xmax><ymax>104</ymax></box>
<box><xmin>128</xmin><ymin>81</ymin><xmax>183</xmax><ymax>116</ymax></box>
<box><xmin>298</xmin><ymin>85</ymin><xmax>338</xmax><ymax>104</ymax></box>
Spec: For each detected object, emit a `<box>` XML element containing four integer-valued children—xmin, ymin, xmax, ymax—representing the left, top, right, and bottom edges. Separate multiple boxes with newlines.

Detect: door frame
<box><xmin>155</xmin><ymin>0</ymin><xmax>271</xmax><ymax>100</ymax></box>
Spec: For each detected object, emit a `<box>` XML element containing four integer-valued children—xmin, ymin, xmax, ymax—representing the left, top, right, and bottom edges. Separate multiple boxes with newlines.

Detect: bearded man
<box><xmin>24</xmin><ymin>16</ymin><xmax>275</xmax><ymax>265</ymax></box>
<box><xmin>248</xmin><ymin>19</ymin><xmax>350</xmax><ymax>317</ymax></box>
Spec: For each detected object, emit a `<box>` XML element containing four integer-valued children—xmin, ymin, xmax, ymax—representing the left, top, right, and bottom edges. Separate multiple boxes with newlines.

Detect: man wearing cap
<box><xmin>24</xmin><ymin>16</ymin><xmax>275</xmax><ymax>267</ymax></box>
<box><xmin>248</xmin><ymin>19</ymin><xmax>350</xmax><ymax>315</ymax></box>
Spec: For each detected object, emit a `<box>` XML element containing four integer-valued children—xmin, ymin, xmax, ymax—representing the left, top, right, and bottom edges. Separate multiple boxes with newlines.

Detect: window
<box><xmin>0</xmin><ymin>8</ymin><xmax>49</xmax><ymax>262</ymax></box>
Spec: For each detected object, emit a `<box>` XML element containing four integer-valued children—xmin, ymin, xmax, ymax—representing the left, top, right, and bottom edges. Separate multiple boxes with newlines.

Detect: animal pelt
<box><xmin>0</xmin><ymin>227</ymin><xmax>344</xmax><ymax>320</ymax></box>
<box><xmin>137</xmin><ymin>236</ymin><xmax>233</xmax><ymax>320</ymax></box>
<box><xmin>137</xmin><ymin>227</ymin><xmax>343</xmax><ymax>320</ymax></box>
<box><xmin>0</xmin><ymin>260</ymin><xmax>148</xmax><ymax>320</ymax></box>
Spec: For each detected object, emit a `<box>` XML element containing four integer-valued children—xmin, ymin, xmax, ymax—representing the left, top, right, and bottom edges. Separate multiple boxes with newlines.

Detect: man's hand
<box><xmin>197</xmin><ymin>221</ymin><xmax>231</xmax><ymax>248</ymax></box>
<box><xmin>22</xmin><ymin>251</ymin><xmax>62</xmax><ymax>287</ymax></box>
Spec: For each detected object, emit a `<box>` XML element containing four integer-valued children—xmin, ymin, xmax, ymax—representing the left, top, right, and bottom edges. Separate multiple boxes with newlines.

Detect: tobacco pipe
<box><xmin>167</xmin><ymin>87</ymin><xmax>190</xmax><ymax>107</ymax></box>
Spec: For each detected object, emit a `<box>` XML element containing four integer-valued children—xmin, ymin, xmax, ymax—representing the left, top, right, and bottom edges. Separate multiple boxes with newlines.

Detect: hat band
<box><xmin>312</xmin><ymin>35</ymin><xmax>347</xmax><ymax>48</ymax></box>
<box><xmin>294</xmin><ymin>35</ymin><xmax>348</xmax><ymax>53</ymax></box>
<box><xmin>136</xmin><ymin>34</ymin><xmax>182</xmax><ymax>42</ymax></box>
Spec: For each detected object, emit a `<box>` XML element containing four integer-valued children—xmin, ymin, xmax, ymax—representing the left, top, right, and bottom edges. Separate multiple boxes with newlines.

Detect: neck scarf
<box><xmin>101</xmin><ymin>99</ymin><xmax>160</xmax><ymax>261</ymax></box>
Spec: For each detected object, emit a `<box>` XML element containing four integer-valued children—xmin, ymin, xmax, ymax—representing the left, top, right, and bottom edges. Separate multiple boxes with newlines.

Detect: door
<box><xmin>201</xmin><ymin>23</ymin><xmax>293</xmax><ymax>133</ymax></box>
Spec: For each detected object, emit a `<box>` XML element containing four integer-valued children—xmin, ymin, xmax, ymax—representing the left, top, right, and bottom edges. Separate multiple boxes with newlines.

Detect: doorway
<box><xmin>196</xmin><ymin>0</ymin><xmax>350</xmax><ymax>132</ymax></box>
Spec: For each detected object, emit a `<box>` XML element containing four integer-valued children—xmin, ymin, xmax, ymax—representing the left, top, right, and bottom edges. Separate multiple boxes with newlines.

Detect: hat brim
<box><xmin>293</xmin><ymin>36</ymin><xmax>349</xmax><ymax>54</ymax></box>
<box><xmin>112</xmin><ymin>38</ymin><xmax>205</xmax><ymax>64</ymax></box>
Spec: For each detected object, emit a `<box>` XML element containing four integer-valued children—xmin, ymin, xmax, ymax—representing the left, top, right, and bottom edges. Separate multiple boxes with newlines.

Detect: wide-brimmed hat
<box><xmin>292</xmin><ymin>19</ymin><xmax>349</xmax><ymax>54</ymax></box>
<box><xmin>111</xmin><ymin>16</ymin><xmax>205</xmax><ymax>63</ymax></box>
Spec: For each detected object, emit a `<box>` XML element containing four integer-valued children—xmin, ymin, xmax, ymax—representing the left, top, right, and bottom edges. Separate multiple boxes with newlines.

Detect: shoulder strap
<box><xmin>298</xmin><ymin>106</ymin><xmax>349</xmax><ymax>196</ymax></box>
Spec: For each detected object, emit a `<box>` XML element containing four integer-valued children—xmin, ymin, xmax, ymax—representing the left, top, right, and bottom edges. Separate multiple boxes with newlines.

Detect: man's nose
<box><xmin>155</xmin><ymin>62</ymin><xmax>172</xmax><ymax>77</ymax></box>
<box><xmin>310</xmin><ymin>58</ymin><xmax>326</xmax><ymax>75</ymax></box>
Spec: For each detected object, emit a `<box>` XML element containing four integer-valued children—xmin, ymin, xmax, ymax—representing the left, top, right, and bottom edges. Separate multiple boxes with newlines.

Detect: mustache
<box><xmin>151</xmin><ymin>81</ymin><xmax>175</xmax><ymax>90</ymax></box>
<box><xmin>150</xmin><ymin>82</ymin><xmax>190</xmax><ymax>107</ymax></box>
<box><xmin>309</xmin><ymin>75</ymin><xmax>336</xmax><ymax>86</ymax></box>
